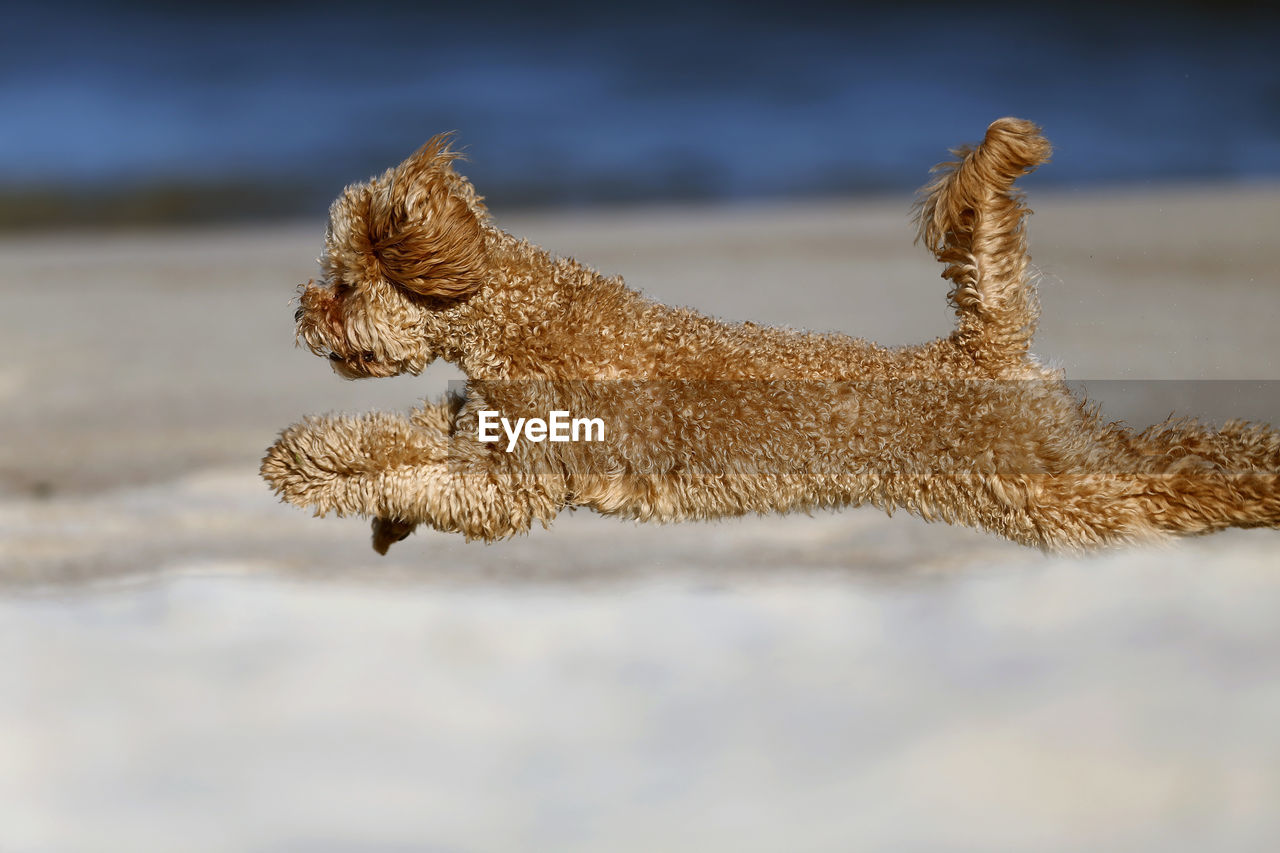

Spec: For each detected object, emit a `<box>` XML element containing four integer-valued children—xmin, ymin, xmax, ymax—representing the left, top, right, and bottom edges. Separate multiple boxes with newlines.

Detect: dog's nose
<box><xmin>294</xmin><ymin>305</ymin><xmax>305</xmax><ymax>323</ymax></box>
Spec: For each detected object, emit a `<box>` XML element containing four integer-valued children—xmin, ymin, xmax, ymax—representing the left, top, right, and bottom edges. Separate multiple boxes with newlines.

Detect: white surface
<box><xmin>2</xmin><ymin>189</ymin><xmax>1279</xmax><ymax>850</ymax></box>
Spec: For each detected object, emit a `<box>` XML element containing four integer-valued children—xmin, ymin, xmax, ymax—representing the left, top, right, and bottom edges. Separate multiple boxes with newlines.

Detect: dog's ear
<box><xmin>361</xmin><ymin>133</ymin><xmax>488</xmax><ymax>299</ymax></box>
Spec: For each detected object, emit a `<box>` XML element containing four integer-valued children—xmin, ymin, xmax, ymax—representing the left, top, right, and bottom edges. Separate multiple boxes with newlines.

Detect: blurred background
<box><xmin>3</xmin><ymin>0</ymin><xmax>1279</xmax><ymax>227</ymax></box>
<box><xmin>2</xmin><ymin>2</ymin><xmax>1280</xmax><ymax>851</ymax></box>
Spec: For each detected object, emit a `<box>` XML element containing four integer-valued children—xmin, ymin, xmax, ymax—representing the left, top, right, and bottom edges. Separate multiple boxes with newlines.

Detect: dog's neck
<box><xmin>421</xmin><ymin>226</ymin><xmax>655</xmax><ymax>380</ymax></box>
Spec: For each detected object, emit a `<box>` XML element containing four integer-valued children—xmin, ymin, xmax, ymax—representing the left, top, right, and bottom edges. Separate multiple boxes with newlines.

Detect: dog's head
<box><xmin>295</xmin><ymin>134</ymin><xmax>489</xmax><ymax>378</ymax></box>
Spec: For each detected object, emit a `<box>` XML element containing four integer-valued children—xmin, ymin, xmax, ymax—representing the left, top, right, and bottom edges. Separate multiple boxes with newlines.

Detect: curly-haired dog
<box><xmin>262</xmin><ymin>119</ymin><xmax>1280</xmax><ymax>554</ymax></box>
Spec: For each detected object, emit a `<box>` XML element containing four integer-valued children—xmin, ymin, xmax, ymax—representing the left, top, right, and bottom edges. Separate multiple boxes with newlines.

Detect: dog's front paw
<box><xmin>260</xmin><ymin>416</ymin><xmax>384</xmax><ymax>515</ymax></box>
<box><xmin>372</xmin><ymin>516</ymin><xmax>417</xmax><ymax>554</ymax></box>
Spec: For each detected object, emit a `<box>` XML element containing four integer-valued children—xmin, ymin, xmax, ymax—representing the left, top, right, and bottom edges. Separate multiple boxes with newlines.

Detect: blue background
<box><xmin>3</xmin><ymin>0</ymin><xmax>1278</xmax><ymax>222</ymax></box>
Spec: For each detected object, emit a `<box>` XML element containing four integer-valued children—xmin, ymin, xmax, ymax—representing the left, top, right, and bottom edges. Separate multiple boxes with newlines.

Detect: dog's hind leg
<box><xmin>982</xmin><ymin>417</ymin><xmax>1280</xmax><ymax>549</ymax></box>
<box><xmin>915</xmin><ymin>118</ymin><xmax>1052</xmax><ymax>371</ymax></box>
<box><xmin>1122</xmin><ymin>418</ymin><xmax>1280</xmax><ymax>475</ymax></box>
<box><xmin>1116</xmin><ymin>417</ymin><xmax>1280</xmax><ymax>538</ymax></box>
<box><xmin>1027</xmin><ymin>467</ymin><xmax>1280</xmax><ymax>549</ymax></box>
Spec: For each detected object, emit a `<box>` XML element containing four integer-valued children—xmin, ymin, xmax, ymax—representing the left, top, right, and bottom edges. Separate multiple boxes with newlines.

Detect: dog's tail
<box><xmin>914</xmin><ymin>118</ymin><xmax>1052</xmax><ymax>370</ymax></box>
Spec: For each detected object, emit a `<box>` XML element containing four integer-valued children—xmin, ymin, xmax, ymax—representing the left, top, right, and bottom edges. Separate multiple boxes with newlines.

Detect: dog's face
<box><xmin>295</xmin><ymin>134</ymin><xmax>489</xmax><ymax>379</ymax></box>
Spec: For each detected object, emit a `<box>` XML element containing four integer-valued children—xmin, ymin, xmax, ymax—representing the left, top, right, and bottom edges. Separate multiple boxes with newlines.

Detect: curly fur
<box><xmin>262</xmin><ymin>119</ymin><xmax>1280</xmax><ymax>554</ymax></box>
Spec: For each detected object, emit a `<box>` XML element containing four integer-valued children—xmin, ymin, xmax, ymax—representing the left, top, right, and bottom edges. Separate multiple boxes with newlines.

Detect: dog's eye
<box><xmin>362</xmin><ymin>352</ymin><xmax>378</xmax><ymax>362</ymax></box>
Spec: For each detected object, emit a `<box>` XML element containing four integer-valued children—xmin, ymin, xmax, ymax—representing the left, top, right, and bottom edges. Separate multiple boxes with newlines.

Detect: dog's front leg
<box><xmin>260</xmin><ymin>398</ymin><xmax>566</xmax><ymax>552</ymax></box>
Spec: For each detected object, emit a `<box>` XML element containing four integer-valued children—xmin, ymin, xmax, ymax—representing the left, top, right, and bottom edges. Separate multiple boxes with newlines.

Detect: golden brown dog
<box><xmin>262</xmin><ymin>118</ymin><xmax>1280</xmax><ymax>554</ymax></box>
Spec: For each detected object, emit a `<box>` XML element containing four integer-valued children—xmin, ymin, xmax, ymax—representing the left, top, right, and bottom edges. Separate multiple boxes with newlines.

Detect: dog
<box><xmin>261</xmin><ymin>118</ymin><xmax>1280</xmax><ymax>554</ymax></box>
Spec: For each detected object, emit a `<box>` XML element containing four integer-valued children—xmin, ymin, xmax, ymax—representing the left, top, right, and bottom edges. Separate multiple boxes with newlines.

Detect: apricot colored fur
<box><xmin>261</xmin><ymin>119</ymin><xmax>1280</xmax><ymax>553</ymax></box>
